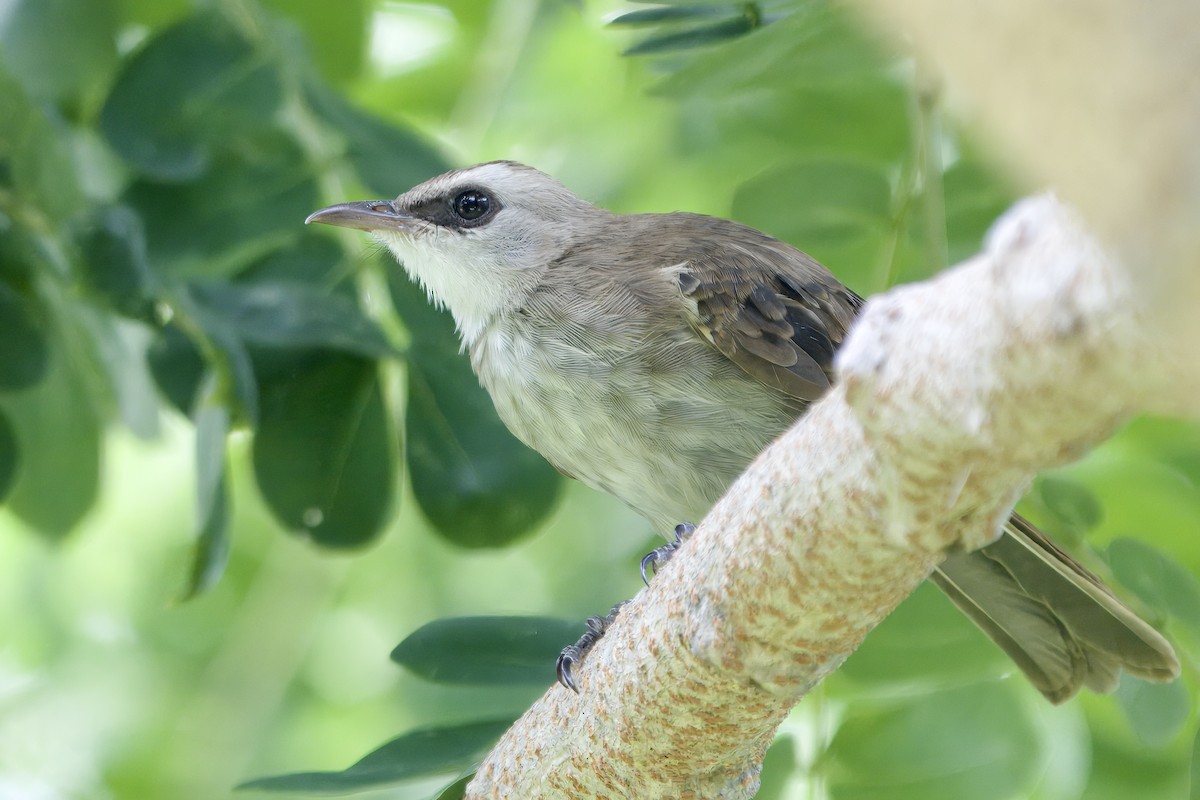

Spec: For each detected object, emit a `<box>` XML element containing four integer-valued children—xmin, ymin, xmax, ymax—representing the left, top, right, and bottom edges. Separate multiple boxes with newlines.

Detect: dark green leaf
<box><xmin>432</xmin><ymin>772</ymin><xmax>474</xmax><ymax>800</ymax></box>
<box><xmin>391</xmin><ymin>616</ymin><xmax>580</xmax><ymax>686</ymax></box>
<box><xmin>176</xmin><ymin>291</ymin><xmax>260</xmax><ymax>425</ymax></box>
<box><xmin>185</xmin><ymin>375</ymin><xmax>232</xmax><ymax>599</ymax></box>
<box><xmin>100</xmin><ymin>10</ymin><xmax>283</xmax><ymax>180</ymax></box>
<box><xmin>146</xmin><ymin>323</ymin><xmax>206</xmax><ymax>416</ymax></box>
<box><xmin>0</xmin><ymin>0</ymin><xmax>118</xmax><ymax>103</ymax></box>
<box><xmin>610</xmin><ymin>5</ymin><xmax>734</xmax><ymax>27</ymax></box>
<box><xmin>1036</xmin><ymin>474</ymin><xmax>1104</xmax><ymax>535</ymax></box>
<box><xmin>305</xmin><ymin>82</ymin><xmax>449</xmax><ymax>198</ymax></box>
<box><xmin>0</xmin><ymin>216</ymin><xmax>43</xmax><ymax>283</ymax></box>
<box><xmin>826</xmin><ymin>683</ymin><xmax>1039</xmax><ymax>800</ymax></box>
<box><xmin>1108</xmin><ymin>537</ymin><xmax>1200</xmax><ymax>639</ymax></box>
<box><xmin>1114</xmin><ymin>674</ymin><xmax>1190</xmax><ymax>748</ymax></box>
<box><xmin>624</xmin><ymin>15</ymin><xmax>757</xmax><ymax>56</ymax></box>
<box><xmin>239</xmin><ymin>719</ymin><xmax>509</xmax><ymax>794</ymax></box>
<box><xmin>75</xmin><ymin>205</ymin><xmax>156</xmax><ymax>320</ymax></box>
<box><xmin>0</xmin><ymin>281</ymin><xmax>49</xmax><ymax>390</ymax></box>
<box><xmin>390</xmin><ymin>275</ymin><xmax>561</xmax><ymax>548</ymax></box>
<box><xmin>123</xmin><ymin>133</ymin><xmax>318</xmax><ymax>277</ymax></box>
<box><xmin>0</xmin><ymin>408</ymin><xmax>18</xmax><ymax>502</ymax></box>
<box><xmin>1</xmin><ymin>338</ymin><xmax>101</xmax><ymax>538</ymax></box>
<box><xmin>252</xmin><ymin>349</ymin><xmax>396</xmax><ymax>549</ymax></box>
<box><xmin>192</xmin><ymin>282</ymin><xmax>396</xmax><ymax>358</ymax></box>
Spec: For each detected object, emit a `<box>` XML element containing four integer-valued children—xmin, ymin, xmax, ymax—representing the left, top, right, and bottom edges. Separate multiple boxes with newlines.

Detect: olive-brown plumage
<box><xmin>308</xmin><ymin>160</ymin><xmax>1179</xmax><ymax>702</ymax></box>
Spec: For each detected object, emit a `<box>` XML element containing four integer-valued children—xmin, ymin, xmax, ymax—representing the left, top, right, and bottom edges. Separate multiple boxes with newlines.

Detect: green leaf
<box><xmin>100</xmin><ymin>10</ymin><xmax>283</xmax><ymax>180</ymax></box>
<box><xmin>1114</xmin><ymin>674</ymin><xmax>1191</xmax><ymax>748</ymax></box>
<box><xmin>390</xmin><ymin>275</ymin><xmax>562</xmax><ymax>548</ymax></box>
<box><xmin>0</xmin><ymin>0</ymin><xmax>118</xmax><ymax>103</ymax></box>
<box><xmin>1108</xmin><ymin>537</ymin><xmax>1200</xmax><ymax>639</ymax></box>
<box><xmin>391</xmin><ymin>616</ymin><xmax>580</xmax><ymax>686</ymax></box>
<box><xmin>0</xmin><ymin>216</ymin><xmax>41</xmax><ymax>283</ymax></box>
<box><xmin>1035</xmin><ymin>474</ymin><xmax>1104</xmax><ymax>535</ymax></box>
<box><xmin>0</xmin><ymin>281</ymin><xmax>49</xmax><ymax>390</ymax></box>
<box><xmin>252</xmin><ymin>349</ymin><xmax>396</xmax><ymax>549</ymax></box>
<box><xmin>305</xmin><ymin>82</ymin><xmax>449</xmax><ymax>198</ymax></box>
<box><xmin>0</xmin><ymin>336</ymin><xmax>101</xmax><ymax>538</ymax></box>
<box><xmin>826</xmin><ymin>683</ymin><xmax>1040</xmax><ymax>800</ymax></box>
<box><xmin>192</xmin><ymin>282</ymin><xmax>397</xmax><ymax>358</ymax></box>
<box><xmin>432</xmin><ymin>772</ymin><xmax>474</xmax><ymax>800</ymax></box>
<box><xmin>146</xmin><ymin>323</ymin><xmax>206</xmax><ymax>416</ymax></box>
<box><xmin>184</xmin><ymin>374</ymin><xmax>232</xmax><ymax>599</ymax></box>
<box><xmin>609</xmin><ymin>5</ymin><xmax>731</xmax><ymax>26</ymax></box>
<box><xmin>176</xmin><ymin>290</ymin><xmax>260</xmax><ymax>425</ymax></box>
<box><xmin>624</xmin><ymin>15</ymin><xmax>758</xmax><ymax>56</ymax></box>
<box><xmin>0</xmin><ymin>408</ymin><xmax>18</xmax><ymax>502</ymax></box>
<box><xmin>74</xmin><ymin>205</ymin><xmax>156</xmax><ymax>320</ymax></box>
<box><xmin>123</xmin><ymin>132</ymin><xmax>318</xmax><ymax>278</ymax></box>
<box><xmin>239</xmin><ymin>719</ymin><xmax>509</xmax><ymax>794</ymax></box>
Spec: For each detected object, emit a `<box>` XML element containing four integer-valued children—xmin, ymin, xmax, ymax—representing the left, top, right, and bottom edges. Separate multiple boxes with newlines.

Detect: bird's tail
<box><xmin>930</xmin><ymin>513</ymin><xmax>1180</xmax><ymax>703</ymax></box>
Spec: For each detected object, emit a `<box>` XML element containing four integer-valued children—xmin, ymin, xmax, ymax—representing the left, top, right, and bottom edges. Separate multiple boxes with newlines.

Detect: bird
<box><xmin>306</xmin><ymin>160</ymin><xmax>1179</xmax><ymax>703</ymax></box>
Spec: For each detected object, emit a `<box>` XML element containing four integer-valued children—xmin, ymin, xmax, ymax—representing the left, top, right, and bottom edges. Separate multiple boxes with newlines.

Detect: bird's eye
<box><xmin>453</xmin><ymin>190</ymin><xmax>490</xmax><ymax>221</ymax></box>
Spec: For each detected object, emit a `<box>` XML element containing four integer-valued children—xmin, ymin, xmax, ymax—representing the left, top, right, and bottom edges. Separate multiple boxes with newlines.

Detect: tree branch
<box><xmin>465</xmin><ymin>196</ymin><xmax>1196</xmax><ymax>798</ymax></box>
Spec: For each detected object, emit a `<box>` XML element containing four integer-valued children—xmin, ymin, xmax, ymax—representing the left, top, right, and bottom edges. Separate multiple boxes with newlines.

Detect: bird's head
<box><xmin>307</xmin><ymin>160</ymin><xmax>601</xmax><ymax>343</ymax></box>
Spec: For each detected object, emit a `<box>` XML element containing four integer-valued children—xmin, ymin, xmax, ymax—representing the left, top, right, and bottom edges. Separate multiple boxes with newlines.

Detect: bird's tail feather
<box><xmin>930</xmin><ymin>513</ymin><xmax>1179</xmax><ymax>703</ymax></box>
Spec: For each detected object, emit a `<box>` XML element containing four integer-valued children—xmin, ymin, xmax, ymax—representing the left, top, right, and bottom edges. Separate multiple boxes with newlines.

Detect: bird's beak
<box><xmin>305</xmin><ymin>201</ymin><xmax>417</xmax><ymax>232</ymax></box>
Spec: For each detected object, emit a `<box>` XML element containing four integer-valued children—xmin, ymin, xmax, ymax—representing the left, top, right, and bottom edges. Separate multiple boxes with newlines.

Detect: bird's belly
<box><xmin>472</xmin><ymin>323</ymin><xmax>801</xmax><ymax>533</ymax></box>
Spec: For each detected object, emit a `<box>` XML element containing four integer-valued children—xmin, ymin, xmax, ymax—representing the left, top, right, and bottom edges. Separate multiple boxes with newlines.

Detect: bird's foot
<box><xmin>555</xmin><ymin>522</ymin><xmax>696</xmax><ymax>692</ymax></box>
<box><xmin>640</xmin><ymin>522</ymin><xmax>696</xmax><ymax>585</ymax></box>
<box><xmin>556</xmin><ymin>601</ymin><xmax>628</xmax><ymax>692</ymax></box>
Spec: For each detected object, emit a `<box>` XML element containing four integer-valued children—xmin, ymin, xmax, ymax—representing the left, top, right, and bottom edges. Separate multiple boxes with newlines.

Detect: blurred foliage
<box><xmin>0</xmin><ymin>0</ymin><xmax>560</xmax><ymax>557</ymax></box>
<box><xmin>0</xmin><ymin>0</ymin><xmax>1197</xmax><ymax>798</ymax></box>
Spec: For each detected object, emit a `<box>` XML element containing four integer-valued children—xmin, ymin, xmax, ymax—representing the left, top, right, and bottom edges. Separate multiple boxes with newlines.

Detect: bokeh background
<box><xmin>1</xmin><ymin>1</ymin><xmax>1197</xmax><ymax>798</ymax></box>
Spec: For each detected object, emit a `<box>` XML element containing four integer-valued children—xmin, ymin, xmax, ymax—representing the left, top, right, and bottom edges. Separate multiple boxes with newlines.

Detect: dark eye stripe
<box><xmin>402</xmin><ymin>187</ymin><xmax>501</xmax><ymax>230</ymax></box>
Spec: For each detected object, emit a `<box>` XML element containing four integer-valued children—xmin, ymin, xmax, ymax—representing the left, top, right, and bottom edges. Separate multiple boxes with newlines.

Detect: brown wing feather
<box><xmin>670</xmin><ymin>216</ymin><xmax>864</xmax><ymax>401</ymax></box>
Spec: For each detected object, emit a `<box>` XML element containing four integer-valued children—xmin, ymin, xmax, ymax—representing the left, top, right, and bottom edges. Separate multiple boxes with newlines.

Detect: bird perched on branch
<box><xmin>308</xmin><ymin>160</ymin><xmax>1179</xmax><ymax>703</ymax></box>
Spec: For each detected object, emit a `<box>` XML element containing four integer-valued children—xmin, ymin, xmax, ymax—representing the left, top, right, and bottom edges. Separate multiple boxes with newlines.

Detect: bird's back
<box><xmin>469</xmin><ymin>212</ymin><xmax>818</xmax><ymax>530</ymax></box>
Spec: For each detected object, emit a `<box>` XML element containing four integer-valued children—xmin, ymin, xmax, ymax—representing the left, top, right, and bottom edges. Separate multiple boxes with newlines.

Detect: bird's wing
<box><xmin>673</xmin><ymin>221</ymin><xmax>864</xmax><ymax>402</ymax></box>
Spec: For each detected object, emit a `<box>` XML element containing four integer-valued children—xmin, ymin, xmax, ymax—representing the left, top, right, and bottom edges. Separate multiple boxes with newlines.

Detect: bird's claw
<box><xmin>556</xmin><ymin>522</ymin><xmax>697</xmax><ymax>692</ymax></box>
<box><xmin>556</xmin><ymin>602</ymin><xmax>628</xmax><ymax>693</ymax></box>
<box><xmin>639</xmin><ymin>522</ymin><xmax>697</xmax><ymax>585</ymax></box>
